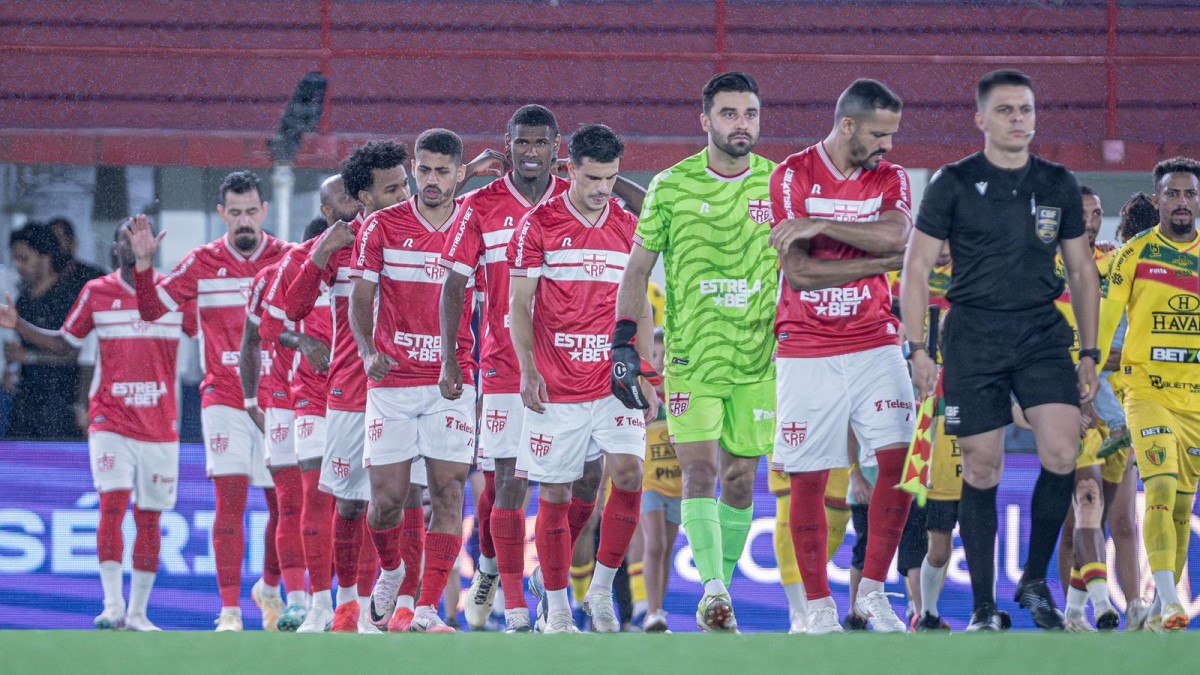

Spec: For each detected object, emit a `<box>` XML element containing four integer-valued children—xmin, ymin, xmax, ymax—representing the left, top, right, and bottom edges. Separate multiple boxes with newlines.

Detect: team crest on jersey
<box><xmin>747</xmin><ymin>199</ymin><xmax>772</xmax><ymax>224</ymax></box>
<box><xmin>530</xmin><ymin>433</ymin><xmax>553</xmax><ymax>458</ymax></box>
<box><xmin>211</xmin><ymin>433</ymin><xmax>229</xmax><ymax>454</ymax></box>
<box><xmin>131</xmin><ymin>319</ymin><xmax>150</xmax><ymax>334</ymax></box>
<box><xmin>297</xmin><ymin>418</ymin><xmax>314</xmax><ymax>439</ymax></box>
<box><xmin>270</xmin><ymin>424</ymin><xmax>289</xmax><ymax>444</ymax></box>
<box><xmin>780</xmin><ymin>421</ymin><xmax>807</xmax><ymax>448</ymax></box>
<box><xmin>583</xmin><ymin>253</ymin><xmax>607</xmax><ymax>278</ymax></box>
<box><xmin>1035</xmin><ymin>206</ymin><xmax>1061</xmax><ymax>244</ymax></box>
<box><xmin>485</xmin><ymin>409</ymin><xmax>507</xmax><ymax>434</ymax></box>
<box><xmin>1146</xmin><ymin>444</ymin><xmax>1166</xmax><ymax>466</ymax></box>
<box><xmin>332</xmin><ymin>457</ymin><xmax>351</xmax><ymax>478</ymax></box>
<box><xmin>97</xmin><ymin>452</ymin><xmax>116</xmax><ymax>473</ymax></box>
<box><xmin>425</xmin><ymin>256</ymin><xmax>446</xmax><ymax>281</ymax></box>
<box><xmin>368</xmin><ymin>418</ymin><xmax>384</xmax><ymax>442</ymax></box>
<box><xmin>668</xmin><ymin>392</ymin><xmax>690</xmax><ymax>417</ymax></box>
<box><xmin>111</xmin><ymin>299</ymin><xmax>122</xmax><ymax>310</ymax></box>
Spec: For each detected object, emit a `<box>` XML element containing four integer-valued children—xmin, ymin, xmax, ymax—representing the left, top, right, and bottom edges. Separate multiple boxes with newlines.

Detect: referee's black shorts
<box><xmin>941</xmin><ymin>303</ymin><xmax>1078</xmax><ymax>438</ymax></box>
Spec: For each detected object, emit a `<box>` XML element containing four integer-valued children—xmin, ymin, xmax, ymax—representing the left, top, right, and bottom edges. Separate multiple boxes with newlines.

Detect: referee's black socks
<box><xmin>1023</xmin><ymin>467</ymin><xmax>1075</xmax><ymax>582</ymax></box>
<box><xmin>958</xmin><ymin>482</ymin><xmax>998</xmax><ymax>609</ymax></box>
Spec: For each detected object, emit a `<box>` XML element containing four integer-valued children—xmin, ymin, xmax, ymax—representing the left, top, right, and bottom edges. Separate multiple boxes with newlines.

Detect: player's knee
<box><xmin>681</xmin><ymin>461</ymin><xmax>718</xmax><ymax>498</ymax></box>
<box><xmin>338</xmin><ymin>498</ymin><xmax>368</xmax><ymax>521</ymax></box>
<box><xmin>720</xmin><ymin>463</ymin><xmax>755</xmax><ymax>505</ymax></box>
<box><xmin>1073</xmin><ymin>478</ymin><xmax>1104</xmax><ymax>529</ymax></box>
<box><xmin>541</xmin><ymin>482</ymin><xmax>572</xmax><ymax>504</ymax></box>
<box><xmin>961</xmin><ymin>461</ymin><xmax>1001</xmax><ymax>488</ymax></box>
<box><xmin>609</xmin><ymin>462</ymin><xmax>642</xmax><ymax>494</ymax></box>
<box><xmin>493</xmin><ymin>470</ymin><xmax>528</xmax><ymax>510</ymax></box>
<box><xmin>1109</xmin><ymin>506</ymin><xmax>1136</xmax><ymax>541</ymax></box>
<box><xmin>574</xmin><ymin>460</ymin><xmax>605</xmax><ymax>502</ymax></box>
<box><xmin>1040</xmin><ymin>445</ymin><xmax>1077</xmax><ymax>475</ymax></box>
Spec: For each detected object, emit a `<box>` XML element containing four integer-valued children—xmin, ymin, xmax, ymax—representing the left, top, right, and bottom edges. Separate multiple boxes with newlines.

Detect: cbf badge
<box><xmin>1035</xmin><ymin>205</ymin><xmax>1062</xmax><ymax>244</ymax></box>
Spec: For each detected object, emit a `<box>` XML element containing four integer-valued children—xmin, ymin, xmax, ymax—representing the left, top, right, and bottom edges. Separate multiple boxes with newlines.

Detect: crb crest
<box><xmin>780</xmin><ymin>421</ymin><xmax>807</xmax><ymax>448</ymax></box>
<box><xmin>582</xmin><ymin>253</ymin><xmax>607</xmax><ymax>278</ymax></box>
<box><xmin>424</xmin><ymin>256</ymin><xmax>446</xmax><ymax>281</ymax></box>
<box><xmin>1035</xmin><ymin>206</ymin><xmax>1061</xmax><ymax>244</ymax></box>
<box><xmin>485</xmin><ymin>409</ymin><xmax>507</xmax><ymax>434</ymax></box>
<box><xmin>530</xmin><ymin>433</ymin><xmax>553</xmax><ymax>458</ymax></box>
<box><xmin>747</xmin><ymin>199</ymin><xmax>772</xmax><ymax>224</ymax></box>
<box><xmin>668</xmin><ymin>392</ymin><xmax>690</xmax><ymax>417</ymax></box>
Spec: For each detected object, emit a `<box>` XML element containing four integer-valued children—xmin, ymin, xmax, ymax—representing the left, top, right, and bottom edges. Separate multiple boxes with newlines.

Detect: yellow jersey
<box><xmin>888</xmin><ymin>263</ymin><xmax>953</xmax><ymax>312</ymax></box>
<box><xmin>1099</xmin><ymin>226</ymin><xmax>1200</xmax><ymax>412</ymax></box>
<box><xmin>928</xmin><ymin>399</ymin><xmax>963</xmax><ymax>501</ymax></box>
<box><xmin>1054</xmin><ymin>247</ymin><xmax>1111</xmax><ymax>360</ymax></box>
<box><xmin>643</xmin><ymin>419</ymin><xmax>682</xmax><ymax>498</ymax></box>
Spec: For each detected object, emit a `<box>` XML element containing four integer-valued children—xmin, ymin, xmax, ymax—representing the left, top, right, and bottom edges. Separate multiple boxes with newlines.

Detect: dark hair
<box><xmin>219</xmin><ymin>170</ymin><xmax>264</xmax><ymax>205</ymax></box>
<box><xmin>976</xmin><ymin>69</ymin><xmax>1034</xmax><ymax>110</ymax></box>
<box><xmin>10</xmin><ymin>221</ymin><xmax>65</xmax><ymax>272</ymax></box>
<box><xmin>835</xmin><ymin>79</ymin><xmax>902</xmax><ymax>123</ymax></box>
<box><xmin>1118</xmin><ymin>192</ymin><xmax>1159</xmax><ymax>242</ymax></box>
<box><xmin>1152</xmin><ymin>156</ymin><xmax>1200</xmax><ymax>189</ymax></box>
<box><xmin>702</xmin><ymin>71</ymin><xmax>759</xmax><ymax>114</ymax></box>
<box><xmin>46</xmin><ymin>216</ymin><xmax>77</xmax><ymax>245</ymax></box>
<box><xmin>1080</xmin><ymin>185</ymin><xmax>1099</xmax><ymax>197</ymax></box>
<box><xmin>569</xmin><ymin>124</ymin><xmax>625</xmax><ymax>166</ymax></box>
<box><xmin>415</xmin><ymin>128</ymin><xmax>464</xmax><ymax>164</ymax></box>
<box><xmin>302</xmin><ymin>216</ymin><xmax>329</xmax><ymax>241</ymax></box>
<box><xmin>341</xmin><ymin>140</ymin><xmax>409</xmax><ymax>200</ymax></box>
<box><xmin>507</xmin><ymin>105</ymin><xmax>559</xmax><ymax>136</ymax></box>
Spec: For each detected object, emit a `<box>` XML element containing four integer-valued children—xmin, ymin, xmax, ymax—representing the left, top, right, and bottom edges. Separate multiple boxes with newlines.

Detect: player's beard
<box><xmin>714</xmin><ymin>131</ymin><xmax>757</xmax><ymax>159</ymax></box>
<box><xmin>1167</xmin><ymin>210</ymin><xmax>1195</xmax><ymax>237</ymax></box>
<box><xmin>850</xmin><ymin>135</ymin><xmax>884</xmax><ymax>171</ymax></box>
<box><xmin>233</xmin><ymin>228</ymin><xmax>259</xmax><ymax>252</ymax></box>
<box><xmin>420</xmin><ymin>187</ymin><xmax>449</xmax><ymax>209</ymax></box>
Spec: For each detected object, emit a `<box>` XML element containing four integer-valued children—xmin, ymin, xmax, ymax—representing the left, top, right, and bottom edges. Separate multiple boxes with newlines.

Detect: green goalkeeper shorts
<box><xmin>663</xmin><ymin>376</ymin><xmax>775</xmax><ymax>457</ymax></box>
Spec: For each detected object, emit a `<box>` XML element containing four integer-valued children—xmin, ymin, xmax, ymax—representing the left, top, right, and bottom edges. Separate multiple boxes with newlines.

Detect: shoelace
<box><xmin>473</xmin><ymin>573</ymin><xmax>496</xmax><ymax>604</ymax></box>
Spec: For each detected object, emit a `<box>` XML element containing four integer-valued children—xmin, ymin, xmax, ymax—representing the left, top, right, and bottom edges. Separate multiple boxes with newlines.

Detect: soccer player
<box><xmin>129</xmin><ymin>171</ymin><xmax>290</xmax><ymax>631</ymax></box>
<box><xmin>255</xmin><ymin>178</ymin><xmax>354</xmax><ymax>631</ymax></box>
<box><xmin>768</xmin><ymin>78</ymin><xmax>913</xmax><ymax>634</ymax></box>
<box><xmin>1097</xmin><ymin>157</ymin><xmax>1200</xmax><ymax>632</ymax></box>
<box><xmin>902</xmin><ymin>70</ymin><xmax>1099</xmax><ymax>631</ymax></box>
<box><xmin>353</xmin><ymin>129</ymin><xmax>476</xmax><ymax>634</ymax></box>
<box><xmin>641</xmin><ymin>329</ymin><xmax>681</xmax><ymax>634</ymax></box>
<box><xmin>509</xmin><ymin>124</ymin><xmax>652</xmax><ymax>634</ymax></box>
<box><xmin>615</xmin><ymin>72</ymin><xmax>777</xmax><ymax>633</ymax></box>
<box><xmin>278</xmin><ymin>141</ymin><xmax>411</xmax><ymax>633</ymax></box>
<box><xmin>1051</xmin><ymin>186</ymin><xmax>1120</xmax><ymax>631</ymax></box>
<box><xmin>0</xmin><ymin>222</ymin><xmax>196</xmax><ymax>632</ymax></box>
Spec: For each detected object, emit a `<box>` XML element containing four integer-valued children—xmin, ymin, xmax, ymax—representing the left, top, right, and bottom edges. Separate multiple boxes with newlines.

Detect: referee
<box><xmin>899</xmin><ymin>70</ymin><xmax>1100</xmax><ymax>631</ymax></box>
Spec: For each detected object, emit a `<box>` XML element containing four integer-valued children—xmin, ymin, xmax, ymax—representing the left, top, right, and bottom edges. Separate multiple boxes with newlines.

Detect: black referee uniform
<box><xmin>917</xmin><ymin>152</ymin><xmax>1084</xmax><ymax>436</ymax></box>
<box><xmin>914</xmin><ymin>151</ymin><xmax>1085</xmax><ymax>629</ymax></box>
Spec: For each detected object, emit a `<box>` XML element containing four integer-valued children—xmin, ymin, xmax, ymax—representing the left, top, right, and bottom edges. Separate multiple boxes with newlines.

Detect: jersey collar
<box><xmin>1154</xmin><ymin>225</ymin><xmax>1200</xmax><ymax>253</ymax></box>
<box><xmin>502</xmin><ymin>173</ymin><xmax>562</xmax><ymax>209</ymax></box>
<box><xmin>702</xmin><ymin>148</ymin><xmax>752</xmax><ymax>183</ymax></box>
<box><xmin>817</xmin><ymin>142</ymin><xmax>863</xmax><ymax>182</ymax></box>
<box><xmin>564</xmin><ymin>192</ymin><xmax>610</xmax><ymax>229</ymax></box>
<box><xmin>410</xmin><ymin>195</ymin><xmax>461</xmax><ymax>233</ymax></box>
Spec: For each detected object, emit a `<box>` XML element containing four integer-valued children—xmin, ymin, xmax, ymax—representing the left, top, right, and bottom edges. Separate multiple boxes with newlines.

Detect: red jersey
<box><xmin>769</xmin><ymin>143</ymin><xmax>912</xmax><ymax>358</ymax></box>
<box><xmin>356</xmin><ymin>197</ymin><xmax>477</xmax><ymax>389</ymax></box>
<box><xmin>247</xmin><ymin>265</ymin><xmax>293</xmax><ymax>411</ymax></box>
<box><xmin>508</xmin><ymin>193</ymin><xmax>637</xmax><ymax>403</ymax></box>
<box><xmin>259</xmin><ymin>239</ymin><xmax>332</xmax><ymax>417</ymax></box>
<box><xmin>288</xmin><ymin>213</ymin><xmax>369</xmax><ymax>413</ymax></box>
<box><xmin>64</xmin><ymin>272</ymin><xmax>198</xmax><ymax>443</ymax></box>
<box><xmin>136</xmin><ymin>233</ymin><xmax>289</xmax><ymax>409</ymax></box>
<box><xmin>441</xmin><ymin>174</ymin><xmax>569</xmax><ymax>395</ymax></box>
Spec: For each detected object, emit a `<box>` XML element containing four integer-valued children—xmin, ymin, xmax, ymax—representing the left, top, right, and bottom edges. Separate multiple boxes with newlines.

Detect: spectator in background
<box><xmin>47</xmin><ymin>216</ymin><xmax>107</xmax><ymax>294</ymax></box>
<box><xmin>6</xmin><ymin>222</ymin><xmax>86</xmax><ymax>438</ymax></box>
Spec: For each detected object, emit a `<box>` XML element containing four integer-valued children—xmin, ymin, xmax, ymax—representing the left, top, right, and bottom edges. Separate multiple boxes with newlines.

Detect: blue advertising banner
<box><xmin>1</xmin><ymin>441</ymin><xmax>1196</xmax><ymax>631</ymax></box>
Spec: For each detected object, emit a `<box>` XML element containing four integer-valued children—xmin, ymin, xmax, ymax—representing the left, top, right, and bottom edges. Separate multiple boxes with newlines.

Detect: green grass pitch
<box><xmin>5</xmin><ymin>631</ymin><xmax>1195</xmax><ymax>675</ymax></box>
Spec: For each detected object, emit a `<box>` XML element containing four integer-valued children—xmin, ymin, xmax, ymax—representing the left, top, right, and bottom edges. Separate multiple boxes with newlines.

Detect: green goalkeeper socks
<box><xmin>681</xmin><ymin>498</ymin><xmax>724</xmax><ymax>585</ymax></box>
<box><xmin>718</xmin><ymin>501</ymin><xmax>753</xmax><ymax>587</ymax></box>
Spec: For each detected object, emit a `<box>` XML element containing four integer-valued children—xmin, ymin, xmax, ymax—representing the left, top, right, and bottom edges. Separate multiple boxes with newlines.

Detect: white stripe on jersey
<box><xmin>483</xmin><ymin>248</ymin><xmax>508</xmax><ymax>264</ymax></box>
<box><xmin>95</xmin><ymin>323</ymin><xmax>185</xmax><ymax>340</ymax></box>
<box><xmin>543</xmin><ymin>249</ymin><xmax>631</xmax><ymax>268</ymax></box>
<box><xmin>198</xmin><ymin>278</ymin><xmax>247</xmax><ymax>292</ymax></box>
<box><xmin>540</xmin><ymin>265</ymin><xmax>625</xmax><ymax>284</ymax></box>
<box><xmin>804</xmin><ymin>195</ymin><xmax>885</xmax><ymax>220</ymax></box>
<box><xmin>483</xmin><ymin>229</ymin><xmax>516</xmax><ymax>248</ymax></box>
<box><xmin>156</xmin><ymin>286</ymin><xmax>179</xmax><ymax>312</ymax></box>
<box><xmin>94</xmin><ymin>309</ymin><xmax>184</xmax><ymax>326</ymax></box>
<box><xmin>382</xmin><ymin>249</ymin><xmax>439</xmax><ymax>265</ymax></box>
<box><xmin>198</xmin><ymin>291</ymin><xmax>248</xmax><ymax>308</ymax></box>
<box><xmin>381</xmin><ymin>265</ymin><xmax>443</xmax><ymax>285</ymax></box>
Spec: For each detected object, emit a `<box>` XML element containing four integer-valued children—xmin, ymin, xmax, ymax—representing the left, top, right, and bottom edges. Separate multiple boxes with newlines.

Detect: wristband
<box><xmin>613</xmin><ymin>318</ymin><xmax>638</xmax><ymax>348</ymax></box>
<box><xmin>1077</xmin><ymin>348</ymin><xmax>1101</xmax><ymax>364</ymax></box>
<box><xmin>244</xmin><ymin>397</ymin><xmax>258</xmax><ymax>410</ymax></box>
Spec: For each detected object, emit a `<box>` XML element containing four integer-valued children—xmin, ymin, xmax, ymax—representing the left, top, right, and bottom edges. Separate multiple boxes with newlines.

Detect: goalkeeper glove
<box><xmin>610</xmin><ymin>318</ymin><xmax>662</xmax><ymax>410</ymax></box>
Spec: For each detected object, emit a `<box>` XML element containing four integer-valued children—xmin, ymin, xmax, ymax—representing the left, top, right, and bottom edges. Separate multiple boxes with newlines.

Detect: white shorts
<box><xmin>264</xmin><ymin>407</ymin><xmax>297</xmax><ymax>468</ymax></box>
<box><xmin>774</xmin><ymin>345</ymin><xmax>916</xmax><ymax>473</ymax></box>
<box><xmin>294</xmin><ymin>414</ymin><xmax>327</xmax><ymax>463</ymax></box>
<box><xmin>202</xmin><ymin>405</ymin><xmax>272</xmax><ymax>488</ymax></box>
<box><xmin>516</xmin><ymin>396</ymin><xmax>645</xmax><ymax>484</ymax></box>
<box><xmin>365</xmin><ymin>385</ymin><xmax>476</xmax><ymax>469</ymax></box>
<box><xmin>89</xmin><ymin>431</ymin><xmax>179</xmax><ymax>511</ymax></box>
<box><xmin>477</xmin><ymin>392</ymin><xmax>523</xmax><ymax>471</ymax></box>
<box><xmin>319</xmin><ymin>409</ymin><xmax>369</xmax><ymax>502</ymax></box>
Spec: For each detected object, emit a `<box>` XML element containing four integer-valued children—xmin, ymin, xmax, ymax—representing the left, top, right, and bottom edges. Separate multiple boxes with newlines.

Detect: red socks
<box><xmin>417</xmin><ymin>532</ymin><xmax>462</xmax><ymax>609</ymax></box>
<box><xmin>596</xmin><ymin>487</ymin><xmax>641</xmax><ymax>569</ymax></box>
<box><xmin>862</xmin><ymin>449</ymin><xmax>913</xmax><ymax>584</ymax></box>
<box><xmin>358</xmin><ymin>528</ymin><xmax>379</xmax><ymax>597</ymax></box>
<box><xmin>370</xmin><ymin>523</ymin><xmax>403</xmax><ymax>572</ymax></box>
<box><xmin>132</xmin><ymin>509</ymin><xmax>161</xmax><ymax>572</ymax></box>
<box><xmin>262</xmin><ymin>488</ymin><xmax>281</xmax><ymax>587</ymax></box>
<box><xmin>477</xmin><ymin>472</ymin><xmax>496</xmax><ymax>559</ymax></box>
<box><xmin>301</xmin><ymin>469</ymin><xmax>334</xmax><ymax>592</ymax></box>
<box><xmin>272</xmin><ymin>467</ymin><xmax>306</xmax><ymax>594</ymax></box>
<box><xmin>397</xmin><ymin>507</ymin><xmax>426</xmax><ymax>598</ymax></box>
<box><xmin>789</xmin><ymin>471</ymin><xmax>831</xmax><ymax>601</ymax></box>
<box><xmin>213</xmin><ymin>475</ymin><xmax>249</xmax><ymax>607</ymax></box>
<box><xmin>535</xmin><ymin>499</ymin><xmax>572</xmax><ymax>592</ymax></box>
<box><xmin>333</xmin><ymin>512</ymin><xmax>363</xmax><ymax>590</ymax></box>
<box><xmin>491</xmin><ymin>507</ymin><xmax>528</xmax><ymax>609</ymax></box>
<box><xmin>567</xmin><ymin>496</ymin><xmax>597</xmax><ymax>548</ymax></box>
<box><xmin>97</xmin><ymin>490</ymin><xmax>130</xmax><ymax>563</ymax></box>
